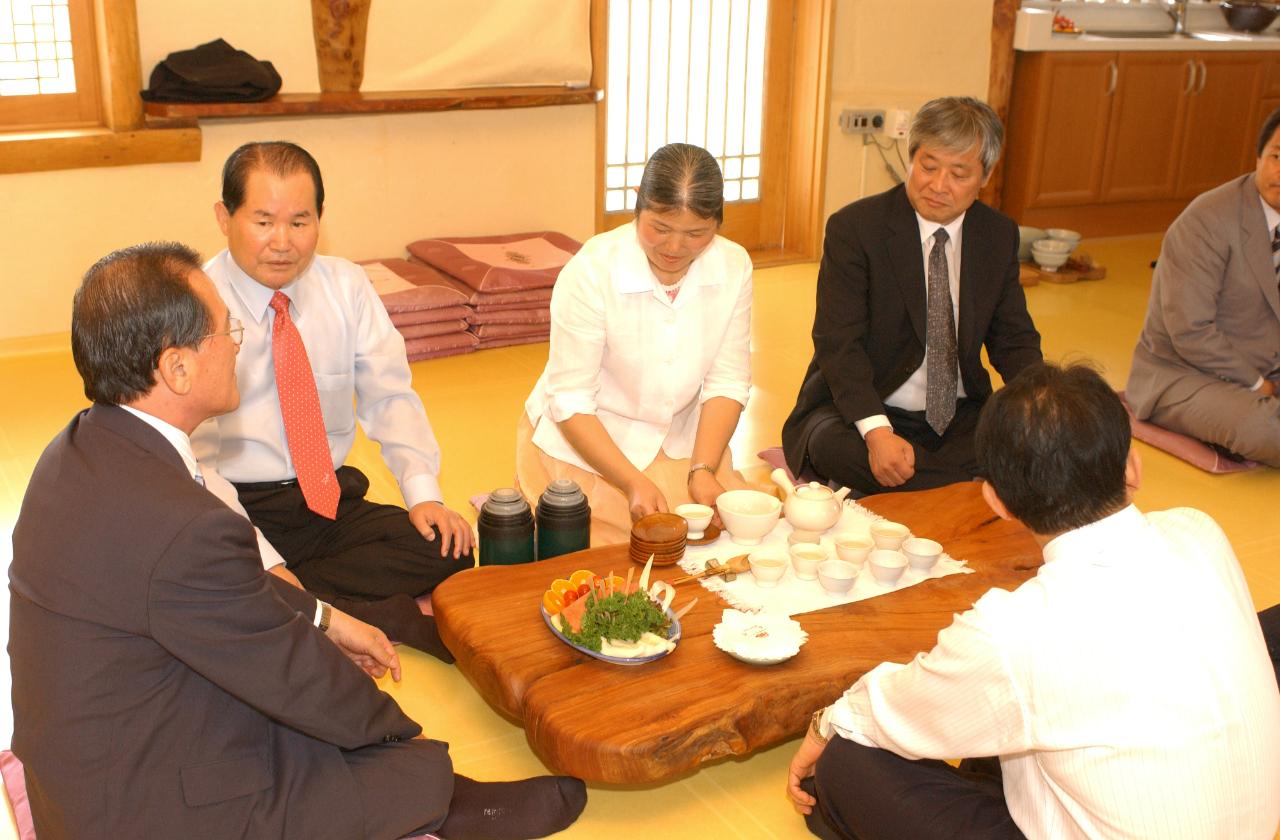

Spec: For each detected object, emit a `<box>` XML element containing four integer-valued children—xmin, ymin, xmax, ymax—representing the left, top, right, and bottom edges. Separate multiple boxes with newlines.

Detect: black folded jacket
<box><xmin>141</xmin><ymin>38</ymin><xmax>282</xmax><ymax>103</ymax></box>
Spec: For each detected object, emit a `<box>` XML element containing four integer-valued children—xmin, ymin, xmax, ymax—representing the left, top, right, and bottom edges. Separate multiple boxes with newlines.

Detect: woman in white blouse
<box><xmin>518</xmin><ymin>143</ymin><xmax>754</xmax><ymax>545</ymax></box>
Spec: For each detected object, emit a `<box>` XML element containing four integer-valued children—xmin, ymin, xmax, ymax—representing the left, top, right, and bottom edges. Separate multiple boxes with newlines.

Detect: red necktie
<box><xmin>269</xmin><ymin>292</ymin><xmax>339</xmax><ymax>519</ymax></box>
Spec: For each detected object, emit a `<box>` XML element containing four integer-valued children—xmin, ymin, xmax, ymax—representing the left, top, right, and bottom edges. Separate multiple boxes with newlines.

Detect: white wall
<box><xmin>822</xmin><ymin>0</ymin><xmax>995</xmax><ymax>220</ymax></box>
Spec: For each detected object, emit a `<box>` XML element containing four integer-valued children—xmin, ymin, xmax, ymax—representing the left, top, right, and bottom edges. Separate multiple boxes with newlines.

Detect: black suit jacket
<box><xmin>9</xmin><ymin>405</ymin><xmax>448</xmax><ymax>839</ymax></box>
<box><xmin>782</xmin><ymin>185</ymin><xmax>1042</xmax><ymax>472</ymax></box>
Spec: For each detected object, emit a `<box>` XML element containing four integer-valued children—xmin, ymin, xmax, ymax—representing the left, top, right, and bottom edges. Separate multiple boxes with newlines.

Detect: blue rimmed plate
<box><xmin>540</xmin><ymin>603</ymin><xmax>681</xmax><ymax>666</ymax></box>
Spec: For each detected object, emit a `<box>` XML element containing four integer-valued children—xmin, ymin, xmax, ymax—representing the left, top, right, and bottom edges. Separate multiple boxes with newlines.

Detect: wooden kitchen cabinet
<box><xmin>1100</xmin><ymin>53</ymin><xmax>1190</xmax><ymax>202</ymax></box>
<box><xmin>1004</xmin><ymin>49</ymin><xmax>1271</xmax><ymax>236</ymax></box>
<box><xmin>1177</xmin><ymin>53</ymin><xmax>1263</xmax><ymax>198</ymax></box>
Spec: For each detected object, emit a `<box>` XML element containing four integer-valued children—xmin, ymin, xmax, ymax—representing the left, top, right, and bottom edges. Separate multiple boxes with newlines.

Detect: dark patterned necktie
<box><xmin>925</xmin><ymin>228</ymin><xmax>958</xmax><ymax>435</ymax></box>
<box><xmin>1272</xmin><ymin>224</ymin><xmax>1280</xmax><ymax>278</ymax></box>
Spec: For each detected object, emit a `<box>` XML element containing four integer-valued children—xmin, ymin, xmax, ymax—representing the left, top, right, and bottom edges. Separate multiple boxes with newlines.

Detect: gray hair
<box><xmin>635</xmin><ymin>143</ymin><xmax>724</xmax><ymax>224</ymax></box>
<box><xmin>72</xmin><ymin>242</ymin><xmax>207</xmax><ymax>406</ymax></box>
<box><xmin>908</xmin><ymin>96</ymin><xmax>1004</xmax><ymax>176</ymax></box>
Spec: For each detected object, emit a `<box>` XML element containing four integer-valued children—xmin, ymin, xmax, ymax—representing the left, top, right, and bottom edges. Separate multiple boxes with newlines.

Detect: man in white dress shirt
<box><xmin>192</xmin><ymin>141</ymin><xmax>472</xmax><ymax>660</ymax></box>
<box><xmin>786</xmin><ymin>362</ymin><xmax>1280</xmax><ymax>840</ymax></box>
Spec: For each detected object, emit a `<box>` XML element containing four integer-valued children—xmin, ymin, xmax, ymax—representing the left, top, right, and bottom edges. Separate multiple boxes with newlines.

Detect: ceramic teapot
<box><xmin>770</xmin><ymin>468</ymin><xmax>851</xmax><ymax>534</ymax></box>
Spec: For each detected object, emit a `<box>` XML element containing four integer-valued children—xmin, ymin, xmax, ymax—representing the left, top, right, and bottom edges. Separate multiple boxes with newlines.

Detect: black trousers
<box><xmin>806</xmin><ymin>738</ymin><xmax>1025</xmax><ymax>840</ymax></box>
<box><xmin>807</xmin><ymin>398</ymin><xmax>985</xmax><ymax>496</ymax></box>
<box><xmin>1260</xmin><ymin>604</ymin><xmax>1280</xmax><ymax>688</ymax></box>
<box><xmin>234</xmin><ymin>466</ymin><xmax>472</xmax><ymax>603</ymax></box>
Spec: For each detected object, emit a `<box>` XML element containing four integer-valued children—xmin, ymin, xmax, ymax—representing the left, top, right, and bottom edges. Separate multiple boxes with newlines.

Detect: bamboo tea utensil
<box><xmin>671</xmin><ymin>554</ymin><xmax>750</xmax><ymax>585</ymax></box>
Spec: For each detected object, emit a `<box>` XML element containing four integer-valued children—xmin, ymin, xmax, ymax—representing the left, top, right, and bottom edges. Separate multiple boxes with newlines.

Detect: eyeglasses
<box><xmin>204</xmin><ymin>316</ymin><xmax>244</xmax><ymax>347</ymax></box>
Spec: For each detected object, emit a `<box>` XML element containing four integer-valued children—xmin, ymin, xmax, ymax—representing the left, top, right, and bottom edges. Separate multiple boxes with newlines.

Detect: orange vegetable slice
<box><xmin>603</xmin><ymin>574</ymin><xmax>626</xmax><ymax>593</ymax></box>
<box><xmin>549</xmin><ymin>578</ymin><xmax>575</xmax><ymax>597</ymax></box>
<box><xmin>542</xmin><ymin>589</ymin><xmax>564</xmax><ymax>615</ymax></box>
<box><xmin>568</xmin><ymin>569</ymin><xmax>596</xmax><ymax>589</ymax></box>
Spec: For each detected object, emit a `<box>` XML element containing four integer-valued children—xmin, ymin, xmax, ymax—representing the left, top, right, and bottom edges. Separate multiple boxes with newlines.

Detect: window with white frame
<box><xmin>603</xmin><ymin>0</ymin><xmax>768</xmax><ymax>213</ymax></box>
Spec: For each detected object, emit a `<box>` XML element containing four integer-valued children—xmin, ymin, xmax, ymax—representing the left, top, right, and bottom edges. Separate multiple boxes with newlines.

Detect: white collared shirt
<box><xmin>192</xmin><ymin>250</ymin><xmax>444</xmax><ymax>508</ymax></box>
<box><xmin>820</xmin><ymin>505</ymin><xmax>1280</xmax><ymax>839</ymax></box>
<box><xmin>524</xmin><ymin>221</ymin><xmax>752</xmax><ymax>473</ymax></box>
<box><xmin>855</xmin><ymin>211</ymin><xmax>967</xmax><ymax>437</ymax></box>
<box><xmin>122</xmin><ymin>405</ymin><xmax>285</xmax><ymax>570</ymax></box>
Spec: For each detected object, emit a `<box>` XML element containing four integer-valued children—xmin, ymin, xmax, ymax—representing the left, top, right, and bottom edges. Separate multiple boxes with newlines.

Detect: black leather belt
<box><xmin>232</xmin><ymin>478</ymin><xmax>299</xmax><ymax>492</ymax></box>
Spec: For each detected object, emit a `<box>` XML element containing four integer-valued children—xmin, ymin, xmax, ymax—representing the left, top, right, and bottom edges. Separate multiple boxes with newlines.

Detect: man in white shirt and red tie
<box><xmin>786</xmin><ymin>362</ymin><xmax>1280</xmax><ymax>840</ymax></box>
<box><xmin>193</xmin><ymin>141</ymin><xmax>472</xmax><ymax>660</ymax></box>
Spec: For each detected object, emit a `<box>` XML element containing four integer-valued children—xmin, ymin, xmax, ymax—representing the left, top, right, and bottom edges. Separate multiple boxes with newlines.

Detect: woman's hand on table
<box><xmin>687</xmin><ymin>469</ymin><xmax>726</xmax><ymax>526</ymax></box>
<box><xmin>627</xmin><ymin>474</ymin><xmax>670</xmax><ymax>521</ymax></box>
<box><xmin>786</xmin><ymin>729</ymin><xmax>829</xmax><ymax>815</ymax></box>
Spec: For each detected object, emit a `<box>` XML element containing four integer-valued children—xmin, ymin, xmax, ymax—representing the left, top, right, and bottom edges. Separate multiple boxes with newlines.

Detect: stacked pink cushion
<box><xmin>407</xmin><ymin>231</ymin><xmax>580</xmax><ymax>350</ymax></box>
<box><xmin>359</xmin><ymin>259</ymin><xmax>479</xmax><ymax>361</ymax></box>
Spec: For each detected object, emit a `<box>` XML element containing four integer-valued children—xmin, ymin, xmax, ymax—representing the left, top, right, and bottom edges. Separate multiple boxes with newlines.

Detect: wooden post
<box><xmin>983</xmin><ymin>0</ymin><xmax>1020</xmax><ymax>209</ymax></box>
<box><xmin>311</xmin><ymin>0</ymin><xmax>373</xmax><ymax>92</ymax></box>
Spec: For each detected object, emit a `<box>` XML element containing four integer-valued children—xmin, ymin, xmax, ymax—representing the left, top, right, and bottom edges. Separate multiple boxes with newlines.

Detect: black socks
<box><xmin>437</xmin><ymin>774</ymin><xmax>588</xmax><ymax>840</ymax></box>
<box><xmin>334</xmin><ymin>594</ymin><xmax>456</xmax><ymax>664</ymax></box>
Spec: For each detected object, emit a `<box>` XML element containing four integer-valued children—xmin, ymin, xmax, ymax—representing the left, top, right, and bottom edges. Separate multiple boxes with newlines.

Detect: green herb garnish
<box><xmin>564</xmin><ymin>590</ymin><xmax>671</xmax><ymax>652</ymax></box>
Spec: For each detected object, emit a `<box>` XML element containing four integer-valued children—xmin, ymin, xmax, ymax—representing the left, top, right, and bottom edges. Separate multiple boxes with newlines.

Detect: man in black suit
<box><xmin>783</xmin><ymin>96</ymin><xmax>1042</xmax><ymax>495</ymax></box>
<box><xmin>9</xmin><ymin>242</ymin><xmax>586</xmax><ymax>839</ymax></box>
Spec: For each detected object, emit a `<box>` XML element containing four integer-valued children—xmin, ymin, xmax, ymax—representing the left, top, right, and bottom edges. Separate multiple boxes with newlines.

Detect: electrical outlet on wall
<box><xmin>887</xmin><ymin>109</ymin><xmax>910</xmax><ymax>139</ymax></box>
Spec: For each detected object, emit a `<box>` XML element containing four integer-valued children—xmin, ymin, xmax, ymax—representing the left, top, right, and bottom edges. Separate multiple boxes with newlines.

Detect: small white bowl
<box><xmin>787</xmin><ymin>530</ymin><xmax>820</xmax><ymax>546</ymax></box>
<box><xmin>1031</xmin><ymin>238</ymin><xmax>1072</xmax><ymax>254</ymax></box>
<box><xmin>833</xmin><ymin>533</ymin><xmax>873</xmax><ymax>565</ymax></box>
<box><xmin>1045</xmin><ymin>227</ymin><xmax>1082</xmax><ymax>249</ymax></box>
<box><xmin>817</xmin><ymin>559</ymin><xmax>858</xmax><ymax>595</ymax></box>
<box><xmin>789</xmin><ymin>543</ymin><xmax>827</xmax><ymax>581</ymax></box>
<box><xmin>869</xmin><ymin>521</ymin><xmax>910</xmax><ymax>550</ymax></box>
<box><xmin>869</xmin><ymin>550</ymin><xmax>907</xmax><ymax>585</ymax></box>
<box><xmin>674</xmin><ymin>503</ymin><xmax>714</xmax><ymax>539</ymax></box>
<box><xmin>748</xmin><ymin>550</ymin><xmax>789</xmax><ymax>588</ymax></box>
<box><xmin>1031</xmin><ymin>249</ymin><xmax>1070</xmax><ymax>272</ymax></box>
<box><xmin>716</xmin><ymin>490</ymin><xmax>783</xmax><ymax>546</ymax></box>
<box><xmin>902</xmin><ymin>537</ymin><xmax>943</xmax><ymax>572</ymax></box>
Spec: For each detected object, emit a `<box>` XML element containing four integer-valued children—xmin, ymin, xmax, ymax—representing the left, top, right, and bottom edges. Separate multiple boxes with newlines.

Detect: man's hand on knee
<box><xmin>408</xmin><ymin>501</ymin><xmax>475</xmax><ymax>559</ymax></box>
<box><xmin>866</xmin><ymin>428</ymin><xmax>916</xmax><ymax>487</ymax></box>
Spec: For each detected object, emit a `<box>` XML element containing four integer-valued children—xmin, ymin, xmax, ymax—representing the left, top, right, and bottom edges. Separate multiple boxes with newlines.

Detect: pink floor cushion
<box><xmin>470</xmin><ymin>323</ymin><xmax>549</xmax><ymax>340</ymax></box>
<box><xmin>466</xmin><ymin>308</ymin><xmax>550</xmax><ymax>327</ymax></box>
<box><xmin>407</xmin><ymin>232</ymin><xmax>581</xmax><ymax>294</ymax></box>
<box><xmin>389</xmin><ymin>306</ymin><xmax>473</xmax><ymax>328</ymax></box>
<box><xmin>1118</xmin><ymin>392</ymin><xmax>1263</xmax><ymax>474</ymax></box>
<box><xmin>360</xmin><ymin>259</ymin><xmax>471</xmax><ymax>314</ymax></box>
<box><xmin>1</xmin><ymin>750</ymin><xmax>37</xmax><ymax>840</ymax></box>
<box><xmin>397</xmin><ymin>320</ymin><xmax>470</xmax><ymax>340</ymax></box>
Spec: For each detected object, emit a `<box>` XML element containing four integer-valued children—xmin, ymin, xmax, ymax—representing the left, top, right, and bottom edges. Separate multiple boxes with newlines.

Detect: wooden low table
<box><xmin>433</xmin><ymin>482</ymin><xmax>1041</xmax><ymax>784</ymax></box>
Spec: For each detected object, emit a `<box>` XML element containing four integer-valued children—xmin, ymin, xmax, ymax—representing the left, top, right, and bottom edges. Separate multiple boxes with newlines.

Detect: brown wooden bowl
<box><xmin>629</xmin><ymin>552</ymin><xmax>684</xmax><ymax>567</ymax></box>
<box><xmin>631</xmin><ymin>512</ymin><xmax>688</xmax><ymax>544</ymax></box>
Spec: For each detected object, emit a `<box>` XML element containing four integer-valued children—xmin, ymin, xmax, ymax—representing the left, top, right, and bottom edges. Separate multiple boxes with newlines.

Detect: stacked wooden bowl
<box><xmin>630</xmin><ymin>513</ymin><xmax>688</xmax><ymax>566</ymax></box>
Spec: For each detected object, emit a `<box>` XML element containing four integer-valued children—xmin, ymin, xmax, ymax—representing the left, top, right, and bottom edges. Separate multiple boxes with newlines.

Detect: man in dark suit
<box><xmin>8</xmin><ymin>243</ymin><xmax>586</xmax><ymax>839</ymax></box>
<box><xmin>783</xmin><ymin>96</ymin><xmax>1042</xmax><ymax>495</ymax></box>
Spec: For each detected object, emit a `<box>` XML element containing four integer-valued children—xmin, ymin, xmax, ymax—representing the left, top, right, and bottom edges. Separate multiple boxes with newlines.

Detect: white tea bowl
<box><xmin>869</xmin><ymin>521</ymin><xmax>910</xmax><ymax>550</ymax></box>
<box><xmin>675</xmin><ymin>503</ymin><xmax>714</xmax><ymax>539</ymax></box>
<box><xmin>833</xmin><ymin>533</ymin><xmax>874</xmax><ymax>565</ymax></box>
<box><xmin>817</xmin><ymin>559</ymin><xmax>858</xmax><ymax>595</ymax></box>
<box><xmin>748</xmin><ymin>550</ymin><xmax>789</xmax><ymax>588</ymax></box>
<box><xmin>716</xmin><ymin>490</ymin><xmax>783</xmax><ymax>546</ymax></box>
<box><xmin>788</xmin><ymin>543</ymin><xmax>828</xmax><ymax>581</ymax></box>
<box><xmin>869</xmin><ymin>549</ymin><xmax>907</xmax><ymax>585</ymax></box>
<box><xmin>902</xmin><ymin>537</ymin><xmax>943</xmax><ymax>572</ymax></box>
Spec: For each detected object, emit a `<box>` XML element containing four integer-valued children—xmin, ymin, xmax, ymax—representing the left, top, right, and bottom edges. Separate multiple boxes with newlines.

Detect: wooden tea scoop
<box><xmin>670</xmin><ymin>554</ymin><xmax>750</xmax><ymax>585</ymax></box>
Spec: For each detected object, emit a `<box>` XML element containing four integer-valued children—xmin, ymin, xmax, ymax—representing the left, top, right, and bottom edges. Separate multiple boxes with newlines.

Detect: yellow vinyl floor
<box><xmin>1</xmin><ymin>233</ymin><xmax>1277</xmax><ymax>838</ymax></box>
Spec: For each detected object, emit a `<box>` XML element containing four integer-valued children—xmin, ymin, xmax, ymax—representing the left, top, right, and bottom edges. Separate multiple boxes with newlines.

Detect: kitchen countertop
<box><xmin>1016</xmin><ymin>7</ymin><xmax>1280</xmax><ymax>52</ymax></box>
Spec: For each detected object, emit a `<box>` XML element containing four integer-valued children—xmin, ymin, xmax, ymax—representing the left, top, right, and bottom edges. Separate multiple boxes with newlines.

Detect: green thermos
<box><xmin>478</xmin><ymin>488</ymin><xmax>536</xmax><ymax>565</ymax></box>
<box><xmin>535</xmin><ymin>479</ymin><xmax>591</xmax><ymax>560</ymax></box>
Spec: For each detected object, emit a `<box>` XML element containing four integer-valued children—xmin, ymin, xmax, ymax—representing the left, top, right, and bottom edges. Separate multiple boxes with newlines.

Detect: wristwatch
<box><xmin>316</xmin><ymin>600</ymin><xmax>332</xmax><ymax>633</ymax></box>
<box><xmin>809</xmin><ymin>709</ymin><xmax>830</xmax><ymax>745</ymax></box>
<box><xmin>687</xmin><ymin>462</ymin><xmax>716</xmax><ymax>482</ymax></box>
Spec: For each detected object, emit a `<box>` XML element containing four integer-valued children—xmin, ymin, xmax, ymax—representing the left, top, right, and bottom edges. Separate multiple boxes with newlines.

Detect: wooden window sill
<box><xmin>0</xmin><ymin>121</ymin><xmax>201</xmax><ymax>174</ymax></box>
<box><xmin>142</xmin><ymin>86</ymin><xmax>603</xmax><ymax>120</ymax></box>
